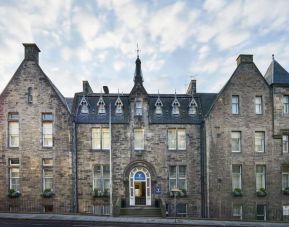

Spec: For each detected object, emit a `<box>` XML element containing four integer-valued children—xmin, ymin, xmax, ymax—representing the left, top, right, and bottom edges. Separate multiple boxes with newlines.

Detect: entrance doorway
<box><xmin>129</xmin><ymin>167</ymin><xmax>151</xmax><ymax>206</ymax></box>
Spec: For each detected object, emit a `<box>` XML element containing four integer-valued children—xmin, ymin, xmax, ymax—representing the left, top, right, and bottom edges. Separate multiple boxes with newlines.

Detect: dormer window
<box><xmin>97</xmin><ymin>96</ymin><xmax>106</xmax><ymax>114</ymax></box>
<box><xmin>80</xmin><ymin>97</ymin><xmax>89</xmax><ymax>114</ymax></box>
<box><xmin>155</xmin><ymin>97</ymin><xmax>163</xmax><ymax>115</ymax></box>
<box><xmin>135</xmin><ymin>99</ymin><xmax>142</xmax><ymax>116</ymax></box>
<box><xmin>172</xmin><ymin>96</ymin><xmax>180</xmax><ymax>115</ymax></box>
<box><xmin>189</xmin><ymin>98</ymin><xmax>198</xmax><ymax>115</ymax></box>
<box><xmin>28</xmin><ymin>87</ymin><xmax>32</xmax><ymax>104</ymax></box>
<box><xmin>115</xmin><ymin>97</ymin><xmax>123</xmax><ymax>114</ymax></box>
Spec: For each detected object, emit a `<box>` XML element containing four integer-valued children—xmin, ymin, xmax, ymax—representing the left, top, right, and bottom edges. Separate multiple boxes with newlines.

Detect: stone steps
<box><xmin>120</xmin><ymin>207</ymin><xmax>162</xmax><ymax>217</ymax></box>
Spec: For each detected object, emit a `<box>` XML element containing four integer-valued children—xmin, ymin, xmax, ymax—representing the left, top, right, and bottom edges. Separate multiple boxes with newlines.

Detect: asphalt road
<box><xmin>0</xmin><ymin>219</ymin><xmax>191</xmax><ymax>227</ymax></box>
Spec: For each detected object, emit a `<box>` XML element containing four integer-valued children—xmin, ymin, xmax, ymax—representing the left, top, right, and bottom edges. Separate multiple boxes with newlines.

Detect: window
<box><xmin>93</xmin><ymin>165</ymin><xmax>110</xmax><ymax>193</ymax></box>
<box><xmin>134</xmin><ymin>128</ymin><xmax>144</xmax><ymax>150</ymax></box>
<box><xmin>97</xmin><ymin>97</ymin><xmax>106</xmax><ymax>114</ymax></box>
<box><xmin>233</xmin><ymin>204</ymin><xmax>242</xmax><ymax>220</ymax></box>
<box><xmin>256</xmin><ymin>165</ymin><xmax>266</xmax><ymax>191</ymax></box>
<box><xmin>80</xmin><ymin>97</ymin><xmax>89</xmax><ymax>114</ymax></box>
<box><xmin>256</xmin><ymin>205</ymin><xmax>266</xmax><ymax>221</ymax></box>
<box><xmin>189</xmin><ymin>98</ymin><xmax>197</xmax><ymax>115</ymax></box>
<box><xmin>172</xmin><ymin>97</ymin><xmax>180</xmax><ymax>115</ymax></box>
<box><xmin>9</xmin><ymin>159</ymin><xmax>20</xmax><ymax>192</ymax></box>
<box><xmin>169</xmin><ymin>165</ymin><xmax>187</xmax><ymax>191</ymax></box>
<box><xmin>8</xmin><ymin>113</ymin><xmax>19</xmax><ymax>147</ymax></box>
<box><xmin>135</xmin><ymin>99</ymin><xmax>142</xmax><ymax>116</ymax></box>
<box><xmin>284</xmin><ymin>95</ymin><xmax>289</xmax><ymax>114</ymax></box>
<box><xmin>155</xmin><ymin>97</ymin><xmax>163</xmax><ymax>115</ymax></box>
<box><xmin>282</xmin><ymin>166</ymin><xmax>289</xmax><ymax>190</ymax></box>
<box><xmin>176</xmin><ymin>204</ymin><xmax>187</xmax><ymax>217</ymax></box>
<box><xmin>231</xmin><ymin>132</ymin><xmax>241</xmax><ymax>152</ymax></box>
<box><xmin>232</xmin><ymin>95</ymin><xmax>239</xmax><ymax>114</ymax></box>
<box><xmin>92</xmin><ymin>127</ymin><xmax>109</xmax><ymax>150</ymax></box>
<box><xmin>232</xmin><ymin>165</ymin><xmax>242</xmax><ymax>190</ymax></box>
<box><xmin>27</xmin><ymin>87</ymin><xmax>32</xmax><ymax>104</ymax></box>
<box><xmin>42</xmin><ymin>159</ymin><xmax>53</xmax><ymax>191</ymax></box>
<box><xmin>168</xmin><ymin>129</ymin><xmax>186</xmax><ymax>150</ymax></box>
<box><xmin>115</xmin><ymin>97</ymin><xmax>123</xmax><ymax>114</ymax></box>
<box><xmin>283</xmin><ymin>205</ymin><xmax>289</xmax><ymax>216</ymax></box>
<box><xmin>255</xmin><ymin>132</ymin><xmax>265</xmax><ymax>152</ymax></box>
<box><xmin>283</xmin><ymin>135</ymin><xmax>289</xmax><ymax>153</ymax></box>
<box><xmin>42</xmin><ymin>113</ymin><xmax>53</xmax><ymax>147</ymax></box>
<box><xmin>255</xmin><ymin>96</ymin><xmax>262</xmax><ymax>114</ymax></box>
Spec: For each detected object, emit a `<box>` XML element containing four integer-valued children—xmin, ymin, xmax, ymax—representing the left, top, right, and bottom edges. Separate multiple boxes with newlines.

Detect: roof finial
<box><xmin>136</xmin><ymin>43</ymin><xmax>141</xmax><ymax>58</ymax></box>
<box><xmin>272</xmin><ymin>54</ymin><xmax>275</xmax><ymax>61</ymax></box>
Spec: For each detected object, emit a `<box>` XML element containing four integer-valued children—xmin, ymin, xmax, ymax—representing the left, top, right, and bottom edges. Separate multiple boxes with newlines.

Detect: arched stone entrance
<box><xmin>123</xmin><ymin>161</ymin><xmax>157</xmax><ymax>207</ymax></box>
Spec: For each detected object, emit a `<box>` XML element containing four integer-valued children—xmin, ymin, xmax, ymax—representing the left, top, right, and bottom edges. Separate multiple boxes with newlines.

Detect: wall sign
<box><xmin>134</xmin><ymin>171</ymin><xmax>146</xmax><ymax>181</ymax></box>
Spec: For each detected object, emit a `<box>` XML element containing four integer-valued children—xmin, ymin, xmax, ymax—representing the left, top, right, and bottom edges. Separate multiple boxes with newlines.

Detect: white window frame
<box><xmin>232</xmin><ymin>164</ymin><xmax>242</xmax><ymax>190</ymax></box>
<box><xmin>42</xmin><ymin>159</ymin><xmax>53</xmax><ymax>191</ymax></box>
<box><xmin>283</xmin><ymin>205</ymin><xmax>289</xmax><ymax>216</ymax></box>
<box><xmin>255</xmin><ymin>96</ymin><xmax>263</xmax><ymax>114</ymax></box>
<box><xmin>284</xmin><ymin>95</ymin><xmax>289</xmax><ymax>114</ymax></box>
<box><xmin>134</xmin><ymin>128</ymin><xmax>144</xmax><ymax>150</ymax></box>
<box><xmin>169</xmin><ymin>165</ymin><xmax>187</xmax><ymax>191</ymax></box>
<box><xmin>255</xmin><ymin>132</ymin><xmax>265</xmax><ymax>153</ymax></box>
<box><xmin>8</xmin><ymin>113</ymin><xmax>19</xmax><ymax>148</ymax></box>
<box><xmin>92</xmin><ymin>127</ymin><xmax>109</xmax><ymax>150</ymax></box>
<box><xmin>93</xmin><ymin>164</ymin><xmax>110</xmax><ymax>193</ymax></box>
<box><xmin>42</xmin><ymin>113</ymin><xmax>53</xmax><ymax>147</ymax></box>
<box><xmin>135</xmin><ymin>99</ymin><xmax>142</xmax><ymax>116</ymax></box>
<box><xmin>256</xmin><ymin>165</ymin><xmax>266</xmax><ymax>191</ymax></box>
<box><xmin>115</xmin><ymin>97</ymin><xmax>123</xmax><ymax>114</ymax></box>
<box><xmin>282</xmin><ymin>166</ymin><xmax>289</xmax><ymax>190</ymax></box>
<box><xmin>256</xmin><ymin>204</ymin><xmax>266</xmax><ymax>221</ymax></box>
<box><xmin>232</xmin><ymin>95</ymin><xmax>239</xmax><ymax>114</ymax></box>
<box><xmin>283</xmin><ymin>135</ymin><xmax>289</xmax><ymax>153</ymax></box>
<box><xmin>231</xmin><ymin>131</ymin><xmax>241</xmax><ymax>152</ymax></box>
<box><xmin>168</xmin><ymin>128</ymin><xmax>186</xmax><ymax>150</ymax></box>
<box><xmin>232</xmin><ymin>204</ymin><xmax>242</xmax><ymax>220</ymax></box>
<box><xmin>9</xmin><ymin>159</ymin><xmax>20</xmax><ymax>192</ymax></box>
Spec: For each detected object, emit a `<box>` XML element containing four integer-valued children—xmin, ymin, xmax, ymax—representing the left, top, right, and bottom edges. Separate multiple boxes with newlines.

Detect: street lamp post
<box><xmin>103</xmin><ymin>86</ymin><xmax>113</xmax><ymax>216</ymax></box>
<box><xmin>171</xmin><ymin>188</ymin><xmax>181</xmax><ymax>224</ymax></box>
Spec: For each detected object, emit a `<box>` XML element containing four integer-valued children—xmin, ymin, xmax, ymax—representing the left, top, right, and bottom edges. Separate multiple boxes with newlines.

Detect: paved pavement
<box><xmin>0</xmin><ymin>213</ymin><xmax>288</xmax><ymax>226</ymax></box>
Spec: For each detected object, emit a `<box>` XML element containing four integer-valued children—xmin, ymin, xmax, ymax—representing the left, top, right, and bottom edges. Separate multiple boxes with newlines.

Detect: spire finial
<box><xmin>136</xmin><ymin>43</ymin><xmax>141</xmax><ymax>58</ymax></box>
<box><xmin>272</xmin><ymin>54</ymin><xmax>275</xmax><ymax>61</ymax></box>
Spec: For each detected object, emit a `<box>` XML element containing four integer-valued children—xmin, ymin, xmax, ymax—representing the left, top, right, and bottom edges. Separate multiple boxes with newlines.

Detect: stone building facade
<box><xmin>0</xmin><ymin>43</ymin><xmax>289</xmax><ymax>221</ymax></box>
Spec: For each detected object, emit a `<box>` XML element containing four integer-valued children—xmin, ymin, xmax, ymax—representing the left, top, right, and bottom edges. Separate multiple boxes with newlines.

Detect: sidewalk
<box><xmin>0</xmin><ymin>213</ymin><xmax>288</xmax><ymax>226</ymax></box>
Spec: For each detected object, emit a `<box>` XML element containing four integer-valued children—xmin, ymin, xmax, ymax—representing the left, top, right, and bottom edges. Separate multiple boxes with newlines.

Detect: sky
<box><xmin>0</xmin><ymin>0</ymin><xmax>289</xmax><ymax>97</ymax></box>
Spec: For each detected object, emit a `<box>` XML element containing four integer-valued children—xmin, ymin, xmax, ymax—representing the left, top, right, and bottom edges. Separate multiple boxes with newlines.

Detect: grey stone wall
<box><xmin>0</xmin><ymin>60</ymin><xmax>72</xmax><ymax>212</ymax></box>
<box><xmin>205</xmin><ymin>60</ymin><xmax>289</xmax><ymax>220</ymax></box>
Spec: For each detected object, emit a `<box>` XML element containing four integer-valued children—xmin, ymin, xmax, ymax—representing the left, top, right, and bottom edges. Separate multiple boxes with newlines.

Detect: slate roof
<box><xmin>65</xmin><ymin>98</ymin><xmax>74</xmax><ymax>112</ymax></box>
<box><xmin>264</xmin><ymin>59</ymin><xmax>289</xmax><ymax>85</ymax></box>
<box><xmin>73</xmin><ymin>92</ymin><xmax>217</xmax><ymax>124</ymax></box>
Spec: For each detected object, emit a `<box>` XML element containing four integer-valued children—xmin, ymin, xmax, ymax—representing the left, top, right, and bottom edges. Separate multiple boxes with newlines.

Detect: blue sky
<box><xmin>0</xmin><ymin>0</ymin><xmax>289</xmax><ymax>97</ymax></box>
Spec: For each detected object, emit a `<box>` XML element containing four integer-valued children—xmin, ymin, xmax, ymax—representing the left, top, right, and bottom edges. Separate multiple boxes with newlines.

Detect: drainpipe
<box><xmin>200</xmin><ymin>121</ymin><xmax>206</xmax><ymax>218</ymax></box>
<box><xmin>72</xmin><ymin>120</ymin><xmax>78</xmax><ymax>212</ymax></box>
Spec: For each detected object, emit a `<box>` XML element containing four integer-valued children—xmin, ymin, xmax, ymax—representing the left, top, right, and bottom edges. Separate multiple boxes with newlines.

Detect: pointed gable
<box><xmin>172</xmin><ymin>93</ymin><xmax>180</xmax><ymax>115</ymax></box>
<box><xmin>189</xmin><ymin>97</ymin><xmax>198</xmax><ymax>115</ymax></box>
<box><xmin>97</xmin><ymin>96</ymin><xmax>106</xmax><ymax>114</ymax></box>
<box><xmin>79</xmin><ymin>96</ymin><xmax>90</xmax><ymax>114</ymax></box>
<box><xmin>264</xmin><ymin>56</ymin><xmax>289</xmax><ymax>85</ymax></box>
<box><xmin>115</xmin><ymin>96</ymin><xmax>123</xmax><ymax>114</ymax></box>
<box><xmin>155</xmin><ymin>95</ymin><xmax>163</xmax><ymax>115</ymax></box>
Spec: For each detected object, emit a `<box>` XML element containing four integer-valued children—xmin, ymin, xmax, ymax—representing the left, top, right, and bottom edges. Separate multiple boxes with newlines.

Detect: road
<box><xmin>0</xmin><ymin>219</ymin><xmax>192</xmax><ymax>227</ymax></box>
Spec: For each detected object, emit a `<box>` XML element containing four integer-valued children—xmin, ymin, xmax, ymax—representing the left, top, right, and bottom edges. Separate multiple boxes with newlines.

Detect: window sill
<box><xmin>42</xmin><ymin>146</ymin><xmax>53</xmax><ymax>149</ymax></box>
<box><xmin>90</xmin><ymin>149</ymin><xmax>109</xmax><ymax>152</ymax></box>
<box><xmin>168</xmin><ymin>149</ymin><xmax>187</xmax><ymax>152</ymax></box>
<box><xmin>7</xmin><ymin>147</ymin><xmax>19</xmax><ymax>150</ymax></box>
<box><xmin>232</xmin><ymin>151</ymin><xmax>241</xmax><ymax>153</ymax></box>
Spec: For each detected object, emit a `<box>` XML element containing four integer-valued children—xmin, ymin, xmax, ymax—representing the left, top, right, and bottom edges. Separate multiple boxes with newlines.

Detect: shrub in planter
<box><xmin>8</xmin><ymin>189</ymin><xmax>21</xmax><ymax>198</ymax></box>
<box><xmin>256</xmin><ymin>188</ymin><xmax>267</xmax><ymax>197</ymax></box>
<box><xmin>42</xmin><ymin>189</ymin><xmax>55</xmax><ymax>198</ymax></box>
<box><xmin>92</xmin><ymin>188</ymin><xmax>103</xmax><ymax>198</ymax></box>
<box><xmin>232</xmin><ymin>188</ymin><xmax>243</xmax><ymax>197</ymax></box>
<box><xmin>283</xmin><ymin>187</ymin><xmax>289</xmax><ymax>195</ymax></box>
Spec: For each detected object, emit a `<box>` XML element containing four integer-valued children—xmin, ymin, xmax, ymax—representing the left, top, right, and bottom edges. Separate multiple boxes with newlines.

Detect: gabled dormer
<box><xmin>115</xmin><ymin>95</ymin><xmax>123</xmax><ymax>114</ymax></box>
<box><xmin>97</xmin><ymin>96</ymin><xmax>106</xmax><ymax>114</ymax></box>
<box><xmin>189</xmin><ymin>97</ymin><xmax>198</xmax><ymax>115</ymax></box>
<box><xmin>172</xmin><ymin>93</ymin><xmax>180</xmax><ymax>115</ymax></box>
<box><xmin>79</xmin><ymin>96</ymin><xmax>90</xmax><ymax>114</ymax></box>
<box><xmin>155</xmin><ymin>95</ymin><xmax>163</xmax><ymax>115</ymax></box>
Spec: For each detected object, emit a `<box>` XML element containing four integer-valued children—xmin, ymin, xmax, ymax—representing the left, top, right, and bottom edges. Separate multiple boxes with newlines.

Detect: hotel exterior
<box><xmin>0</xmin><ymin>43</ymin><xmax>289</xmax><ymax>221</ymax></box>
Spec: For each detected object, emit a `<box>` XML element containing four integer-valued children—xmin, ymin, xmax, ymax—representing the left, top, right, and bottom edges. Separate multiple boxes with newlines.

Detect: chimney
<box><xmin>236</xmin><ymin>54</ymin><xmax>253</xmax><ymax>66</ymax></box>
<box><xmin>83</xmin><ymin>81</ymin><xmax>93</xmax><ymax>95</ymax></box>
<box><xmin>23</xmin><ymin>43</ymin><xmax>40</xmax><ymax>64</ymax></box>
<box><xmin>186</xmin><ymin>80</ymin><xmax>196</xmax><ymax>95</ymax></box>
